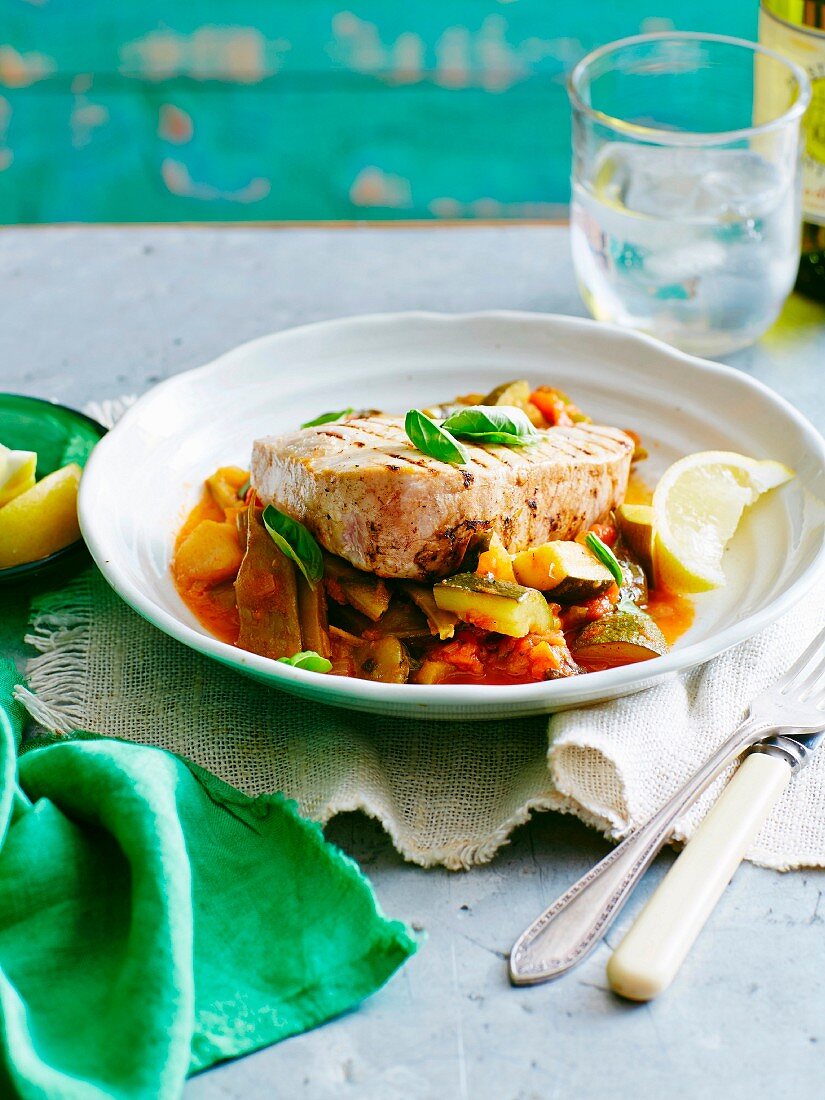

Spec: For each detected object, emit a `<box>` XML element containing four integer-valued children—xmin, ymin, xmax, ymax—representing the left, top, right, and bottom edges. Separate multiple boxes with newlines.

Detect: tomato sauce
<box><xmin>174</xmin><ymin>492</ymin><xmax>241</xmax><ymax>645</ymax></box>
<box><xmin>621</xmin><ymin>474</ymin><xmax>695</xmax><ymax>642</ymax></box>
<box><xmin>175</xmin><ymin>493</ymin><xmax>224</xmax><ymax>545</ymax></box>
<box><xmin>645</xmin><ymin>588</ymin><xmax>694</xmax><ymax>646</ymax></box>
<box><xmin>625</xmin><ymin>471</ymin><xmax>653</xmax><ymax>505</ymax></box>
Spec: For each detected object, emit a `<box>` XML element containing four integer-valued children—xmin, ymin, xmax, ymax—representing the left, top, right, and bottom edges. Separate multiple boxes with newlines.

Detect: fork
<box><xmin>509</xmin><ymin>626</ymin><xmax>825</xmax><ymax>987</ymax></box>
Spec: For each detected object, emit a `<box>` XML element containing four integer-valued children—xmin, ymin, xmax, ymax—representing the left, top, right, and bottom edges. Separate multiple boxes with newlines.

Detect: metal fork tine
<box><xmin>802</xmin><ymin>668</ymin><xmax>825</xmax><ymax>704</ymax></box>
<box><xmin>773</xmin><ymin>627</ymin><xmax>825</xmax><ymax>694</ymax></box>
<box><xmin>793</xmin><ymin>651</ymin><xmax>825</xmax><ymax>699</ymax></box>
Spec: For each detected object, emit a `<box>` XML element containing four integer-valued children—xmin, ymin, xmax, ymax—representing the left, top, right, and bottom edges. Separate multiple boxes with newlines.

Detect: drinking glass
<box><xmin>568</xmin><ymin>32</ymin><xmax>811</xmax><ymax>356</ymax></box>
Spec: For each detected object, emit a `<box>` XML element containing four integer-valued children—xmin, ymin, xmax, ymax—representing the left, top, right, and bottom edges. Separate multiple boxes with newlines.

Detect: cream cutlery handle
<box><xmin>607</xmin><ymin>751</ymin><xmax>792</xmax><ymax>1002</ymax></box>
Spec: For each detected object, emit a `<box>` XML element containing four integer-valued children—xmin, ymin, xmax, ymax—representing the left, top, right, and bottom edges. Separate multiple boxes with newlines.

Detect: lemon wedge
<box><xmin>652</xmin><ymin>451</ymin><xmax>794</xmax><ymax>594</ymax></box>
<box><xmin>0</xmin><ymin>463</ymin><xmax>81</xmax><ymax>568</ymax></box>
<box><xmin>0</xmin><ymin>444</ymin><xmax>37</xmax><ymax>508</ymax></box>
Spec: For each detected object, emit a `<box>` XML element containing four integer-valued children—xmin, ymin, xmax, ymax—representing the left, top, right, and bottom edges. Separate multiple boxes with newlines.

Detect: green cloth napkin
<box><xmin>0</xmin><ymin>661</ymin><xmax>416</xmax><ymax>1100</ymax></box>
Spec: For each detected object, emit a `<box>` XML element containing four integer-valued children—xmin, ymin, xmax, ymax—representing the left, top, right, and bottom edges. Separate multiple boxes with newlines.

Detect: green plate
<box><xmin>0</xmin><ymin>394</ymin><xmax>106</xmax><ymax>585</ymax></box>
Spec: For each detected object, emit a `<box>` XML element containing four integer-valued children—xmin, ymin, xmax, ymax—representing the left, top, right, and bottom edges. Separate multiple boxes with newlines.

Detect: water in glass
<box><xmin>571</xmin><ymin>143</ymin><xmax>801</xmax><ymax>357</ymax></box>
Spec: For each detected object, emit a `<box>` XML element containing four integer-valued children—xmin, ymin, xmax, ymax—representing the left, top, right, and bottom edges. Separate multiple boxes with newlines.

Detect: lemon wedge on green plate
<box><xmin>652</xmin><ymin>451</ymin><xmax>795</xmax><ymax>594</ymax></box>
<box><xmin>0</xmin><ymin>443</ymin><xmax>36</xmax><ymax>507</ymax></box>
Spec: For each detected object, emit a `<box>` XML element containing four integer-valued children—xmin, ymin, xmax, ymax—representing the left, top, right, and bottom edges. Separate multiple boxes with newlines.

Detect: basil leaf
<box><xmin>301</xmin><ymin>408</ymin><xmax>354</xmax><ymax>429</ymax></box>
<box><xmin>585</xmin><ymin>532</ymin><xmax>624</xmax><ymax>588</ymax></box>
<box><xmin>405</xmin><ymin>409</ymin><xmax>469</xmax><ymax>466</ymax></box>
<box><xmin>277</xmin><ymin>650</ymin><xmax>333</xmax><ymax>673</ymax></box>
<box><xmin>441</xmin><ymin>405</ymin><xmax>538</xmax><ymax>446</ymax></box>
<box><xmin>262</xmin><ymin>505</ymin><xmax>324</xmax><ymax>587</ymax></box>
<box><xmin>237</xmin><ymin>478</ymin><xmax>251</xmax><ymax>500</ymax></box>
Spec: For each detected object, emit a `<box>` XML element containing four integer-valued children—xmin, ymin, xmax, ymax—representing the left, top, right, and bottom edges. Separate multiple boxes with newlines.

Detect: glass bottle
<box><xmin>760</xmin><ymin>1</ymin><xmax>825</xmax><ymax>301</ymax></box>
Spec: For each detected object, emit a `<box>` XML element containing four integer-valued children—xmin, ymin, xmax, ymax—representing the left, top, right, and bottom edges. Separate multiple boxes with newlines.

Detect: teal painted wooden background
<box><xmin>0</xmin><ymin>2</ymin><xmax>758</xmax><ymax>222</ymax></box>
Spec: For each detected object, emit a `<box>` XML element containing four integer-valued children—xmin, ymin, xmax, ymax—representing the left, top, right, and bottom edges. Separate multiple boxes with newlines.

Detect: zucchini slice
<box><xmin>480</xmin><ymin>379</ymin><xmax>545</xmax><ymax>428</ymax></box>
<box><xmin>572</xmin><ymin>608</ymin><xmax>667</xmax><ymax>668</ymax></box>
<box><xmin>433</xmin><ymin>572</ymin><xmax>557</xmax><ymax>638</ymax></box>
<box><xmin>481</xmin><ymin>379</ymin><xmax>531</xmax><ymax>407</ymax></box>
<box><xmin>512</xmin><ymin>541</ymin><xmax>614</xmax><ymax>602</ymax></box>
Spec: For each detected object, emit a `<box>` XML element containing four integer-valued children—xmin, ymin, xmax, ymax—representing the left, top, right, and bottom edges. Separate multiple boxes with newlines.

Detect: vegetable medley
<box><xmin>172</xmin><ymin>381</ymin><xmax>692</xmax><ymax>685</ymax></box>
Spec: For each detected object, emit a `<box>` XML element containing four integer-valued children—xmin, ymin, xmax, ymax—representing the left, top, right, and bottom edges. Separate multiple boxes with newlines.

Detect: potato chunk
<box><xmin>174</xmin><ymin>520</ymin><xmax>243</xmax><ymax>586</ymax></box>
<box><xmin>206</xmin><ymin>466</ymin><xmax>249</xmax><ymax>510</ymax></box>
<box><xmin>354</xmin><ymin>636</ymin><xmax>410</xmax><ymax>683</ymax></box>
<box><xmin>0</xmin><ymin>463</ymin><xmax>81</xmax><ymax>568</ymax></box>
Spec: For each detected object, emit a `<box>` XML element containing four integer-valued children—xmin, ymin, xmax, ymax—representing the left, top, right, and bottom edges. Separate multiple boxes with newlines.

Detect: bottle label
<box><xmin>760</xmin><ymin>7</ymin><xmax>825</xmax><ymax>225</ymax></box>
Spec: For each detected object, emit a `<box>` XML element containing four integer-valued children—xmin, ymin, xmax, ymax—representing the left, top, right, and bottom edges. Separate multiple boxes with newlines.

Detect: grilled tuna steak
<box><xmin>251</xmin><ymin>415</ymin><xmax>633</xmax><ymax>580</ymax></box>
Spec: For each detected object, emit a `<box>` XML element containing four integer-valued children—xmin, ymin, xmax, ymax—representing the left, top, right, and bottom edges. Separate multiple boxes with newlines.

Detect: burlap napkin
<box><xmin>14</xmin><ymin>566</ymin><xmax>824</xmax><ymax>871</ymax></box>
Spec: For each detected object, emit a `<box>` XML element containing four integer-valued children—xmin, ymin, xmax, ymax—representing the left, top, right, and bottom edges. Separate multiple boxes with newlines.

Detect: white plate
<box><xmin>79</xmin><ymin>312</ymin><xmax>825</xmax><ymax>719</ymax></box>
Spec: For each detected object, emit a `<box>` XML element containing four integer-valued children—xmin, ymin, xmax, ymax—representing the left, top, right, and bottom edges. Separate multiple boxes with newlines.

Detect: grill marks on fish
<box><xmin>251</xmin><ymin>414</ymin><xmax>634</xmax><ymax>580</ymax></box>
<box><xmin>312</xmin><ymin>418</ymin><xmax>438</xmax><ymax>474</ymax></box>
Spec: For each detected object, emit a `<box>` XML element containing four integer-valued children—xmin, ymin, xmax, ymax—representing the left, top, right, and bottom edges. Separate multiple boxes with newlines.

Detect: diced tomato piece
<box><xmin>529</xmin><ymin>387</ymin><xmax>574</xmax><ymax>426</ymax></box>
<box><xmin>586</xmin><ymin>521</ymin><xmax>618</xmax><ymax>548</ymax></box>
<box><xmin>429</xmin><ymin>625</ymin><xmax>576</xmax><ymax>684</ymax></box>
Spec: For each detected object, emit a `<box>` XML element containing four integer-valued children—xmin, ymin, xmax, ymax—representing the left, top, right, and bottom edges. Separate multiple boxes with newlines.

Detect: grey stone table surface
<box><xmin>1</xmin><ymin>225</ymin><xmax>824</xmax><ymax>1100</ymax></box>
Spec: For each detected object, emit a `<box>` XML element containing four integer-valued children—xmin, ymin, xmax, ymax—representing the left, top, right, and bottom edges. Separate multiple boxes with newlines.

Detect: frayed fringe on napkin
<box><xmin>15</xmin><ymin>563</ymin><xmax>825</xmax><ymax>871</ymax></box>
